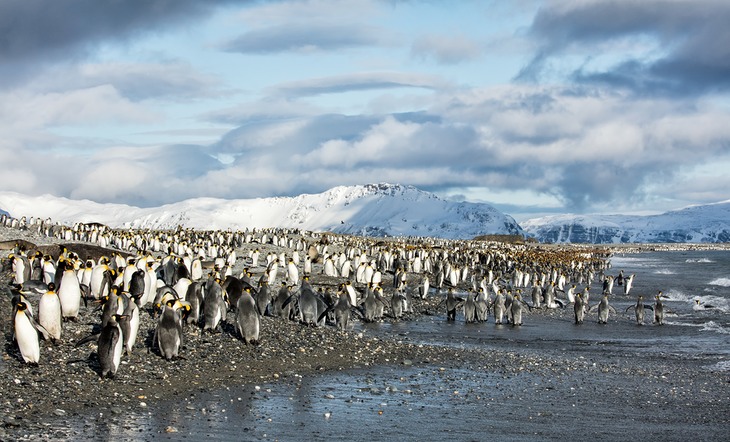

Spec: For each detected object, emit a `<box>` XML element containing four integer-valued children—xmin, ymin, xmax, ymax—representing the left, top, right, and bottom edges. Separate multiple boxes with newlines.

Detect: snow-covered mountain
<box><xmin>0</xmin><ymin>183</ymin><xmax>524</xmax><ymax>240</ymax></box>
<box><xmin>522</xmin><ymin>201</ymin><xmax>730</xmax><ymax>243</ymax></box>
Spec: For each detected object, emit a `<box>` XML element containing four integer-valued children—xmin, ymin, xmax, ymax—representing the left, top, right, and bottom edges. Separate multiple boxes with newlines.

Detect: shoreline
<box><xmin>1</xmin><ymin>226</ymin><xmax>729</xmax><ymax>440</ymax></box>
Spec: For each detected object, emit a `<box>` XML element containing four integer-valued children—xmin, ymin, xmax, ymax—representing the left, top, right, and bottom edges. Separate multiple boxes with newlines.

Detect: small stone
<box><xmin>53</xmin><ymin>409</ymin><xmax>66</xmax><ymax>417</ymax></box>
<box><xmin>165</xmin><ymin>426</ymin><xmax>178</xmax><ymax>433</ymax></box>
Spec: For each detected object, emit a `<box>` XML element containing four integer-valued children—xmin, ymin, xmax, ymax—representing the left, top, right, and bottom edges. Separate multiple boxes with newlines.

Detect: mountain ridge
<box><xmin>522</xmin><ymin>201</ymin><xmax>730</xmax><ymax>243</ymax></box>
<box><xmin>0</xmin><ymin>183</ymin><xmax>524</xmax><ymax>240</ymax></box>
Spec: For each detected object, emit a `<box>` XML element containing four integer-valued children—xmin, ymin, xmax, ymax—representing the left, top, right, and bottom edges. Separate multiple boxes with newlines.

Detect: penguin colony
<box><xmin>2</xmin><ymin>213</ymin><xmax>670</xmax><ymax>377</ymax></box>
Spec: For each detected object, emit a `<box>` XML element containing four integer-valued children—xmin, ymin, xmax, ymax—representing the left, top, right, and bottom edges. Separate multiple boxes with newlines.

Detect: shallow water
<box><xmin>32</xmin><ymin>251</ymin><xmax>730</xmax><ymax>440</ymax></box>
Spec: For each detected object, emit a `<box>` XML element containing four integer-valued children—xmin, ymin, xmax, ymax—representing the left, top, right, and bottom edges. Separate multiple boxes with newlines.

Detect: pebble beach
<box><xmin>1</xmin><ymin>223</ymin><xmax>728</xmax><ymax>441</ymax></box>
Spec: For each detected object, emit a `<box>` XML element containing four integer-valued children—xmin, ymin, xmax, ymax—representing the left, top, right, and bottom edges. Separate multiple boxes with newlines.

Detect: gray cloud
<box><xmin>268</xmin><ymin>72</ymin><xmax>450</xmax><ymax>98</ymax></box>
<box><xmin>411</xmin><ymin>34</ymin><xmax>483</xmax><ymax>64</ymax></box>
<box><xmin>0</xmin><ymin>0</ymin><xmax>248</xmax><ymax>88</ymax></box>
<box><xmin>519</xmin><ymin>0</ymin><xmax>730</xmax><ymax>96</ymax></box>
<box><xmin>221</xmin><ymin>23</ymin><xmax>390</xmax><ymax>54</ymax></box>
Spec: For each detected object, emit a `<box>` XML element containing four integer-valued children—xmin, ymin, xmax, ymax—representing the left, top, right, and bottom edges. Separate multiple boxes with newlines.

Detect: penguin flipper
<box><xmin>75</xmin><ymin>333</ymin><xmax>100</xmax><ymax>347</ymax></box>
<box><xmin>25</xmin><ymin>310</ymin><xmax>51</xmax><ymax>340</ymax></box>
<box><xmin>281</xmin><ymin>294</ymin><xmax>297</xmax><ymax>310</ymax></box>
<box><xmin>317</xmin><ymin>306</ymin><xmax>333</xmax><ymax>323</ymax></box>
<box><xmin>352</xmin><ymin>306</ymin><xmax>365</xmax><ymax>318</ymax></box>
<box><xmin>644</xmin><ymin>304</ymin><xmax>654</xmax><ymax>311</ymax></box>
<box><xmin>80</xmin><ymin>284</ymin><xmax>90</xmax><ymax>308</ymax></box>
<box><xmin>34</xmin><ymin>322</ymin><xmax>51</xmax><ymax>341</ymax></box>
<box><xmin>554</xmin><ymin>299</ymin><xmax>565</xmax><ymax>308</ymax></box>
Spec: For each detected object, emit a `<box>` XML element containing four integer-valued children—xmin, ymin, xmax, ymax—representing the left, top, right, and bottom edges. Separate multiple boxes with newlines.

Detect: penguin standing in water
<box><xmin>38</xmin><ymin>282</ymin><xmax>62</xmax><ymax>342</ymax></box>
<box><xmin>318</xmin><ymin>289</ymin><xmax>354</xmax><ymax>330</ymax></box>
<box><xmin>372</xmin><ymin>286</ymin><xmax>387</xmax><ymax>319</ymax></box>
<box><xmin>654</xmin><ymin>291</ymin><xmax>665</xmax><ymax>325</ymax></box>
<box><xmin>98</xmin><ymin>314</ymin><xmax>124</xmax><ymax>378</ymax></box>
<box><xmin>596</xmin><ymin>293</ymin><xmax>616</xmax><ymax>324</ymax></box>
<box><xmin>390</xmin><ymin>289</ymin><xmax>407</xmax><ymax>320</ymax></box>
<box><xmin>510</xmin><ymin>293</ymin><xmax>530</xmax><ymax>326</ymax></box>
<box><xmin>626</xmin><ymin>294</ymin><xmax>653</xmax><ymax>325</ymax></box>
<box><xmin>493</xmin><ymin>289</ymin><xmax>506</xmax><ymax>324</ymax></box>
<box><xmin>443</xmin><ymin>288</ymin><xmax>464</xmax><ymax>322</ymax></box>
<box><xmin>475</xmin><ymin>288</ymin><xmax>489</xmax><ymax>322</ymax></box>
<box><xmin>463</xmin><ymin>290</ymin><xmax>476</xmax><ymax>323</ymax></box>
<box><xmin>235</xmin><ymin>289</ymin><xmax>260</xmax><ymax>345</ymax></box>
<box><xmin>565</xmin><ymin>284</ymin><xmax>577</xmax><ymax>304</ymax></box>
<box><xmin>623</xmin><ymin>274</ymin><xmax>635</xmax><ymax>295</ymax></box>
<box><xmin>602</xmin><ymin>275</ymin><xmax>614</xmax><ymax>295</ymax></box>
<box><xmin>13</xmin><ymin>301</ymin><xmax>49</xmax><ymax>364</ymax></box>
<box><xmin>359</xmin><ymin>284</ymin><xmax>380</xmax><ymax>322</ymax></box>
<box><xmin>573</xmin><ymin>293</ymin><xmax>586</xmax><ymax>324</ymax></box>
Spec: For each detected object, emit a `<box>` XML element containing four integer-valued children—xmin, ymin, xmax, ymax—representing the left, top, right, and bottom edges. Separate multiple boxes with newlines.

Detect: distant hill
<box><xmin>522</xmin><ymin>201</ymin><xmax>730</xmax><ymax>243</ymax></box>
<box><xmin>0</xmin><ymin>183</ymin><xmax>525</xmax><ymax>240</ymax></box>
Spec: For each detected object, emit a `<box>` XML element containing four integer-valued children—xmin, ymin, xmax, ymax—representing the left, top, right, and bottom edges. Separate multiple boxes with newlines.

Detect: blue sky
<box><xmin>1</xmin><ymin>0</ymin><xmax>729</xmax><ymax>221</ymax></box>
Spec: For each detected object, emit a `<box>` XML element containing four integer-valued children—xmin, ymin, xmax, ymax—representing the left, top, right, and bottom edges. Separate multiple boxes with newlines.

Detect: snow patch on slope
<box><xmin>0</xmin><ymin>183</ymin><xmax>524</xmax><ymax>240</ymax></box>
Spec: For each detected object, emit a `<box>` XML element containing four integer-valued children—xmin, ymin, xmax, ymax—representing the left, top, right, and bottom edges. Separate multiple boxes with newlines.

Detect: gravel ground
<box><xmin>0</xmin><ymin>225</ymin><xmax>728</xmax><ymax>440</ymax></box>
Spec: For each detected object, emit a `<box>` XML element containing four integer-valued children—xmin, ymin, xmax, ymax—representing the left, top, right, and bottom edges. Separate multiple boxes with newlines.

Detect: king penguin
<box><xmin>596</xmin><ymin>293</ymin><xmax>616</xmax><ymax>324</ymax></box>
<box><xmin>98</xmin><ymin>314</ymin><xmax>124</xmax><ymax>378</ymax></box>
<box><xmin>626</xmin><ymin>294</ymin><xmax>653</xmax><ymax>325</ymax></box>
<box><xmin>57</xmin><ymin>260</ymin><xmax>82</xmax><ymax>321</ymax></box>
<box><xmin>155</xmin><ymin>299</ymin><xmax>183</xmax><ymax>360</ymax></box>
<box><xmin>654</xmin><ymin>292</ymin><xmax>665</xmax><ymax>325</ymax></box>
<box><xmin>235</xmin><ymin>289</ymin><xmax>260</xmax><ymax>344</ymax></box>
<box><xmin>13</xmin><ymin>301</ymin><xmax>48</xmax><ymax>364</ymax></box>
<box><xmin>38</xmin><ymin>282</ymin><xmax>62</xmax><ymax>342</ymax></box>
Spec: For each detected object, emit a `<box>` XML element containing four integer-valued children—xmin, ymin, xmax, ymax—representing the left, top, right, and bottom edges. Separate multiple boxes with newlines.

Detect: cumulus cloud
<box><xmin>0</xmin><ymin>85</ymin><xmax>160</xmax><ymax>131</ymax></box>
<box><xmin>6</xmin><ymin>79</ymin><xmax>728</xmax><ymax>212</ymax></box>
